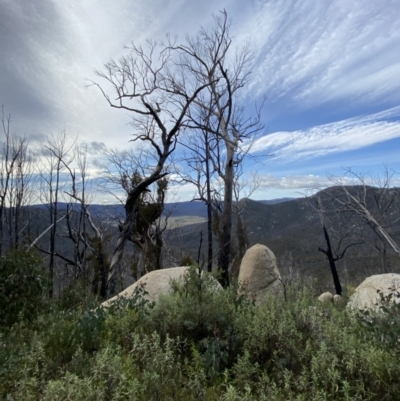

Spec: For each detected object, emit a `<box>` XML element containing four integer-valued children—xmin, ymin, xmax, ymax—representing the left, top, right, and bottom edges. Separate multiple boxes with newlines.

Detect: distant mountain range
<box><xmin>29</xmin><ymin>189</ymin><xmax>400</xmax><ymax>292</ymax></box>
<box><xmin>31</xmin><ymin>197</ymin><xmax>295</xmax><ymax>220</ymax></box>
<box><xmin>258</xmin><ymin>198</ymin><xmax>295</xmax><ymax>205</ymax></box>
<box><xmin>163</xmin><ymin>187</ymin><xmax>400</xmax><ymax>292</ymax></box>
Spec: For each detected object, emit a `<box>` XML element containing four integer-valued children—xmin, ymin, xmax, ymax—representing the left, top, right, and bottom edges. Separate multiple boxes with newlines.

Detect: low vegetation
<box><xmin>1</xmin><ymin>255</ymin><xmax>400</xmax><ymax>400</ymax></box>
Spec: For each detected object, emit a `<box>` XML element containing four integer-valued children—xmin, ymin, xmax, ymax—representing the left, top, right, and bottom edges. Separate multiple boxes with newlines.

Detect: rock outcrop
<box><xmin>102</xmin><ymin>266</ymin><xmax>186</xmax><ymax>307</ymax></box>
<box><xmin>102</xmin><ymin>266</ymin><xmax>222</xmax><ymax>308</ymax></box>
<box><xmin>347</xmin><ymin>273</ymin><xmax>400</xmax><ymax>311</ymax></box>
<box><xmin>238</xmin><ymin>244</ymin><xmax>284</xmax><ymax>305</ymax></box>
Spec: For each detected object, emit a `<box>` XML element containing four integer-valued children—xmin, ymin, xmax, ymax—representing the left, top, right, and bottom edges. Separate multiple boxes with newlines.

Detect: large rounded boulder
<box><xmin>102</xmin><ymin>266</ymin><xmax>221</xmax><ymax>308</ymax></box>
<box><xmin>347</xmin><ymin>273</ymin><xmax>400</xmax><ymax>311</ymax></box>
<box><xmin>238</xmin><ymin>244</ymin><xmax>284</xmax><ymax>305</ymax></box>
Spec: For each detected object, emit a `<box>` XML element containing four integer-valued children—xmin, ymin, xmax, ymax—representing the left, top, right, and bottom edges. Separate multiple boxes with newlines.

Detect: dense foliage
<box><xmin>1</xmin><ymin>262</ymin><xmax>400</xmax><ymax>400</ymax></box>
<box><xmin>0</xmin><ymin>249</ymin><xmax>48</xmax><ymax>327</ymax></box>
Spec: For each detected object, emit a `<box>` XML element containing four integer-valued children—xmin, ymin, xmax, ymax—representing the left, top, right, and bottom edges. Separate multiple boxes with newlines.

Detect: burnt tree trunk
<box><xmin>319</xmin><ymin>225</ymin><xmax>343</xmax><ymax>296</ymax></box>
<box><xmin>217</xmin><ymin>144</ymin><xmax>234</xmax><ymax>288</ymax></box>
<box><xmin>205</xmin><ymin>133</ymin><xmax>213</xmax><ymax>273</ymax></box>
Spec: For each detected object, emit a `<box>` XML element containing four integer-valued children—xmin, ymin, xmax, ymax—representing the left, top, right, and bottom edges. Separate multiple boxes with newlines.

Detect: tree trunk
<box><xmin>107</xmin><ymin>161</ymin><xmax>168</xmax><ymax>295</ymax></box>
<box><xmin>321</xmin><ymin>225</ymin><xmax>342</xmax><ymax>296</ymax></box>
<box><xmin>381</xmin><ymin>240</ymin><xmax>388</xmax><ymax>273</ymax></box>
<box><xmin>49</xmin><ymin>168</ymin><xmax>60</xmax><ymax>299</ymax></box>
<box><xmin>205</xmin><ymin>134</ymin><xmax>213</xmax><ymax>273</ymax></box>
<box><xmin>99</xmin><ymin>243</ymin><xmax>108</xmax><ymax>299</ymax></box>
<box><xmin>217</xmin><ymin>144</ymin><xmax>234</xmax><ymax>287</ymax></box>
<box><xmin>154</xmin><ymin>227</ymin><xmax>163</xmax><ymax>271</ymax></box>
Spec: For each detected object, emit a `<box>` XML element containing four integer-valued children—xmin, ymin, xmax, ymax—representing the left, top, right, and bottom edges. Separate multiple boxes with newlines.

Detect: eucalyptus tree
<box><xmin>34</xmin><ymin>140</ymin><xmax>113</xmax><ymax>298</ymax></box>
<box><xmin>93</xmin><ymin>40</ymin><xmax>212</xmax><ymax>294</ymax></box>
<box><xmin>309</xmin><ymin>192</ymin><xmax>363</xmax><ymax>295</ymax></box>
<box><xmin>63</xmin><ymin>147</ymin><xmax>112</xmax><ymax>298</ymax></box>
<box><xmin>0</xmin><ymin>107</ymin><xmax>34</xmax><ymax>255</ymax></box>
<box><xmin>38</xmin><ymin>132</ymin><xmax>75</xmax><ymax>297</ymax></box>
<box><xmin>102</xmin><ymin>147</ymin><xmax>169</xmax><ymax>278</ymax></box>
<box><xmin>172</xmin><ymin>11</ymin><xmax>264</xmax><ymax>286</ymax></box>
<box><xmin>178</xmin><ymin>125</ymin><xmax>218</xmax><ymax>272</ymax></box>
<box><xmin>94</xmin><ymin>11</ymin><xmax>264</xmax><ymax>292</ymax></box>
<box><xmin>327</xmin><ymin>168</ymin><xmax>400</xmax><ymax>272</ymax></box>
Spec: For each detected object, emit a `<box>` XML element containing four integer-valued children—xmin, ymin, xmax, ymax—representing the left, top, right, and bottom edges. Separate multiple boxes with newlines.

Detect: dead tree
<box><xmin>327</xmin><ymin>168</ymin><xmax>400</xmax><ymax>271</ymax></box>
<box><xmin>64</xmin><ymin>147</ymin><xmax>112</xmax><ymax>298</ymax></box>
<box><xmin>38</xmin><ymin>132</ymin><xmax>75</xmax><ymax>297</ymax></box>
<box><xmin>34</xmin><ymin>144</ymin><xmax>112</xmax><ymax>298</ymax></box>
<box><xmin>6</xmin><ymin>141</ymin><xmax>35</xmax><ymax>250</ymax></box>
<box><xmin>178</xmin><ymin>125</ymin><xmax>219</xmax><ymax>272</ymax></box>
<box><xmin>92</xmin><ymin>40</ymin><xmax>212</xmax><ymax>295</ymax></box>
<box><xmin>232</xmin><ymin>168</ymin><xmax>260</xmax><ymax>261</ymax></box>
<box><xmin>318</xmin><ymin>225</ymin><xmax>344</xmax><ymax>296</ymax></box>
<box><xmin>309</xmin><ymin>193</ymin><xmax>363</xmax><ymax>295</ymax></box>
<box><xmin>101</xmin><ymin>147</ymin><xmax>170</xmax><ymax>279</ymax></box>
<box><xmin>172</xmin><ymin>10</ymin><xmax>264</xmax><ymax>286</ymax></box>
<box><xmin>0</xmin><ymin>108</ymin><xmax>33</xmax><ymax>254</ymax></box>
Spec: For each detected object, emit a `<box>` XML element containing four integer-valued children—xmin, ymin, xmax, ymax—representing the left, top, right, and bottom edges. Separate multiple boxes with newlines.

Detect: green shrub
<box><xmin>56</xmin><ymin>279</ymin><xmax>98</xmax><ymax>311</ymax></box>
<box><xmin>358</xmin><ymin>288</ymin><xmax>400</xmax><ymax>354</ymax></box>
<box><xmin>230</xmin><ymin>285</ymin><xmax>400</xmax><ymax>400</ymax></box>
<box><xmin>179</xmin><ymin>255</ymin><xmax>195</xmax><ymax>266</ymax></box>
<box><xmin>2</xmin><ymin>269</ymin><xmax>400</xmax><ymax>400</ymax></box>
<box><xmin>101</xmin><ymin>282</ymin><xmax>154</xmax><ymax>350</ymax></box>
<box><xmin>146</xmin><ymin>266</ymin><xmax>252</xmax><ymax>378</ymax></box>
<box><xmin>0</xmin><ymin>249</ymin><xmax>48</xmax><ymax>327</ymax></box>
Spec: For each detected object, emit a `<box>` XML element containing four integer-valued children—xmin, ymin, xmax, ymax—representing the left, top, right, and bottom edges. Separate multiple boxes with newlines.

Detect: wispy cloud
<box><xmin>256</xmin><ymin>170</ymin><xmax>400</xmax><ymax>196</ymax></box>
<box><xmin>240</xmin><ymin>0</ymin><xmax>400</xmax><ymax>109</ymax></box>
<box><xmin>1</xmin><ymin>0</ymin><xmax>399</xmax><ymax>199</ymax></box>
<box><xmin>257</xmin><ymin>173</ymin><xmax>332</xmax><ymax>191</ymax></box>
<box><xmin>251</xmin><ymin>106</ymin><xmax>400</xmax><ymax>160</ymax></box>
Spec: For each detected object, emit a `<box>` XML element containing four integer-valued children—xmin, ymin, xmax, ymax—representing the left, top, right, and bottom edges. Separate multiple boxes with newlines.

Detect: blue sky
<box><xmin>1</xmin><ymin>0</ymin><xmax>399</xmax><ymax>202</ymax></box>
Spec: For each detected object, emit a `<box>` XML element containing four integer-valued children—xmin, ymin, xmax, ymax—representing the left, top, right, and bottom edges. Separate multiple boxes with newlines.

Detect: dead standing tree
<box><xmin>309</xmin><ymin>193</ymin><xmax>363</xmax><ymax>295</ymax></box>
<box><xmin>102</xmin><ymin>148</ymin><xmax>170</xmax><ymax>279</ymax></box>
<box><xmin>39</xmin><ymin>132</ymin><xmax>75</xmax><ymax>298</ymax></box>
<box><xmin>177</xmin><ymin>124</ymin><xmax>219</xmax><ymax>273</ymax></box>
<box><xmin>33</xmin><ymin>144</ymin><xmax>112</xmax><ymax>298</ymax></box>
<box><xmin>232</xmin><ymin>169</ymin><xmax>260</xmax><ymax>262</ymax></box>
<box><xmin>92</xmin><ymin>41</ymin><xmax>212</xmax><ymax>295</ymax></box>
<box><xmin>327</xmin><ymin>168</ymin><xmax>400</xmax><ymax>272</ymax></box>
<box><xmin>5</xmin><ymin>138</ymin><xmax>35</xmax><ymax>250</ymax></box>
<box><xmin>0</xmin><ymin>108</ymin><xmax>33</xmax><ymax>255</ymax></box>
<box><xmin>64</xmin><ymin>147</ymin><xmax>112</xmax><ymax>299</ymax></box>
<box><xmin>173</xmin><ymin>11</ymin><xmax>264</xmax><ymax>286</ymax></box>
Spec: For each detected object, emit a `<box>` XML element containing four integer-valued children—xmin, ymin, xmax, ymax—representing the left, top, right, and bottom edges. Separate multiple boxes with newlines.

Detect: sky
<box><xmin>1</xmin><ymin>0</ymin><xmax>400</xmax><ymax>202</ymax></box>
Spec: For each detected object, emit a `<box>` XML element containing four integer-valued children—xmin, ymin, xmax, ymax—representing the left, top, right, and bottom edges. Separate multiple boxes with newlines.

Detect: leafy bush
<box><xmin>56</xmin><ymin>279</ymin><xmax>96</xmax><ymax>311</ymax></box>
<box><xmin>101</xmin><ymin>282</ymin><xmax>155</xmax><ymax>350</ymax></box>
<box><xmin>1</xmin><ymin>268</ymin><xmax>400</xmax><ymax>400</ymax></box>
<box><xmin>0</xmin><ymin>249</ymin><xmax>48</xmax><ymax>327</ymax></box>
<box><xmin>146</xmin><ymin>266</ymin><xmax>252</xmax><ymax>377</ymax></box>
<box><xmin>105</xmin><ymin>281</ymin><xmax>154</xmax><ymax>317</ymax></box>
<box><xmin>358</xmin><ymin>288</ymin><xmax>400</xmax><ymax>354</ymax></box>
<box><xmin>229</xmin><ymin>285</ymin><xmax>400</xmax><ymax>400</ymax></box>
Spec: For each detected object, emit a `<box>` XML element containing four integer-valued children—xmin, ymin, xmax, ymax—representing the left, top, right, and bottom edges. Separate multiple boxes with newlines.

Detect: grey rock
<box><xmin>333</xmin><ymin>294</ymin><xmax>341</xmax><ymax>303</ymax></box>
<box><xmin>238</xmin><ymin>244</ymin><xmax>284</xmax><ymax>305</ymax></box>
<box><xmin>318</xmin><ymin>292</ymin><xmax>334</xmax><ymax>302</ymax></box>
<box><xmin>347</xmin><ymin>273</ymin><xmax>400</xmax><ymax>311</ymax></box>
<box><xmin>102</xmin><ymin>266</ymin><xmax>220</xmax><ymax>308</ymax></box>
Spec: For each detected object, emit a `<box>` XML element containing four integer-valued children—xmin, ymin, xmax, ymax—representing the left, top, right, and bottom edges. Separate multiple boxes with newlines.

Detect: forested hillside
<box><xmin>164</xmin><ymin>187</ymin><xmax>400</xmax><ymax>292</ymax></box>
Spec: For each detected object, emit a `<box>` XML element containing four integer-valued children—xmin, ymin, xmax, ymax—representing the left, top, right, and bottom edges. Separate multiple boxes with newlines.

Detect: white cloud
<box><xmin>253</xmin><ymin>172</ymin><xmax>400</xmax><ymax>199</ymax></box>
<box><xmin>257</xmin><ymin>173</ymin><xmax>332</xmax><ymax>191</ymax></box>
<box><xmin>1</xmin><ymin>0</ymin><xmax>399</xmax><ymax>190</ymax></box>
<box><xmin>239</xmin><ymin>0</ymin><xmax>400</xmax><ymax>108</ymax></box>
<box><xmin>251</xmin><ymin>106</ymin><xmax>400</xmax><ymax>160</ymax></box>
